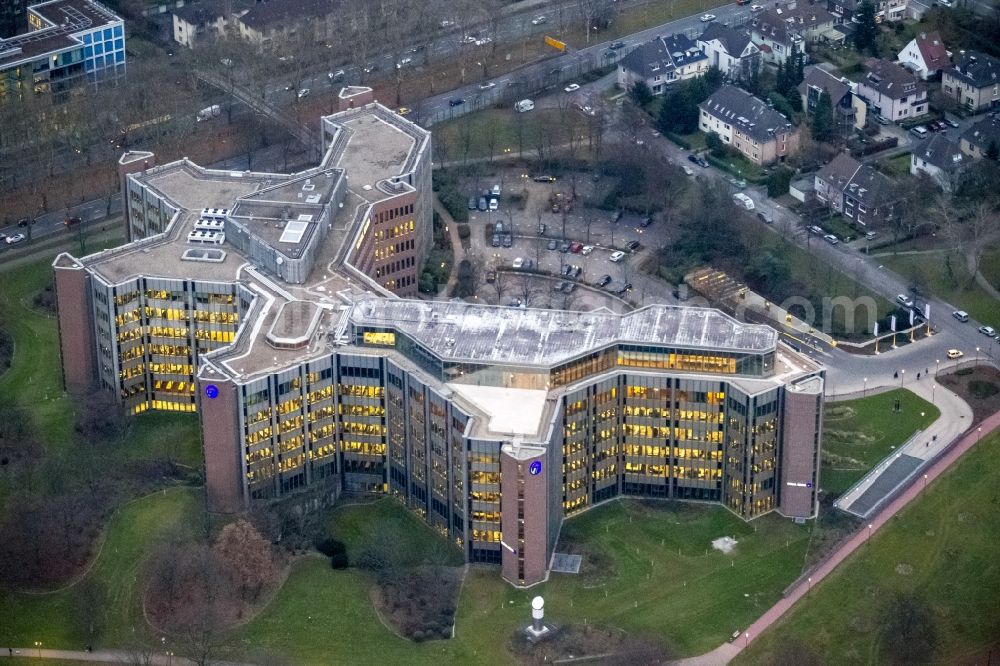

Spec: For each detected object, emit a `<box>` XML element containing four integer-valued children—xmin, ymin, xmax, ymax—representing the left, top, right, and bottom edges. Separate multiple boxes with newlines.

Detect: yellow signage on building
<box><xmin>363</xmin><ymin>331</ymin><xmax>396</xmax><ymax>346</ymax></box>
<box><xmin>544</xmin><ymin>36</ymin><xmax>566</xmax><ymax>51</ymax></box>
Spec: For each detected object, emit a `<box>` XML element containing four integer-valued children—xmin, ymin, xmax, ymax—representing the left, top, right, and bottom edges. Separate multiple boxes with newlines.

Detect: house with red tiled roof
<box><xmin>897</xmin><ymin>31</ymin><xmax>950</xmax><ymax>81</ymax></box>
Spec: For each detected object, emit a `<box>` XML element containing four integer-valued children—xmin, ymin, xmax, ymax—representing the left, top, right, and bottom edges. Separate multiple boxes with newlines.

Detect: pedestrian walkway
<box><xmin>671</xmin><ymin>408</ymin><xmax>1000</xmax><ymax>666</ymax></box>
<box><xmin>833</xmin><ymin>377</ymin><xmax>972</xmax><ymax>516</ymax></box>
<box><xmin>434</xmin><ymin>196</ymin><xmax>466</xmax><ymax>296</ymax></box>
<box><xmin>0</xmin><ymin>646</ymin><xmax>250</xmax><ymax>665</ymax></box>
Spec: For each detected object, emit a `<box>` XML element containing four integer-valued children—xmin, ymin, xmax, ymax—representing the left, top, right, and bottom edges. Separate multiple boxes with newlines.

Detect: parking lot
<box><xmin>461</xmin><ymin>167</ymin><xmax>673</xmax><ymax>311</ymax></box>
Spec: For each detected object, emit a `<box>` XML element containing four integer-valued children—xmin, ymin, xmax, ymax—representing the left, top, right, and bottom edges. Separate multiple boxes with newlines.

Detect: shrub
<box><xmin>457</xmin><ymin>224</ymin><xmax>470</xmax><ymax>240</ymax></box>
<box><xmin>665</xmin><ymin>132</ymin><xmax>691</xmax><ymax>150</ymax></box>
<box><xmin>411</xmin><ymin>630</ymin><xmax>425</xmax><ymax>643</ymax></box>
<box><xmin>969</xmin><ymin>380</ymin><xmax>999</xmax><ymax>400</ymax></box>
<box><xmin>315</xmin><ymin>537</ymin><xmax>347</xmax><ymax>557</ymax></box>
<box><xmin>330</xmin><ymin>552</ymin><xmax>350</xmax><ymax>569</ymax></box>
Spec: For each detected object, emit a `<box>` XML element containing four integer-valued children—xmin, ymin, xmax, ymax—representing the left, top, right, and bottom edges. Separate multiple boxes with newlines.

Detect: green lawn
<box><xmin>238</xmin><ymin>498</ymin><xmax>810</xmax><ymax>663</ymax></box>
<box><xmin>820</xmin><ymin>214</ymin><xmax>862</xmax><ymax>243</ymax></box>
<box><xmin>735</xmin><ymin>429</ymin><xmax>1000</xmax><ymax>666</ymax></box>
<box><xmin>978</xmin><ymin>246</ymin><xmax>1000</xmax><ymax>291</ymax></box>
<box><xmin>881</xmin><ymin>251</ymin><xmax>1000</xmax><ymax>330</ymax></box>
<box><xmin>323</xmin><ymin>498</ymin><xmax>464</xmax><ymax>567</ymax></box>
<box><xmin>878</xmin><ymin>153</ymin><xmax>912</xmax><ymax>179</ymax></box>
<box><xmin>822</xmin><ymin>389</ymin><xmax>939</xmax><ymax>497</ymax></box>
<box><xmin>0</xmin><ymin>487</ymin><xmax>202</xmax><ymax>648</ymax></box>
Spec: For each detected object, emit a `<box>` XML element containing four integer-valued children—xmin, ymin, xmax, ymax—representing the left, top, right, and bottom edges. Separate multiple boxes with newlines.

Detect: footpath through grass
<box><xmin>822</xmin><ymin>389</ymin><xmax>939</xmax><ymax>497</ymax></box>
<box><xmin>735</xmin><ymin>429</ymin><xmax>1000</xmax><ymax>665</ymax></box>
<box><xmin>0</xmin><ymin>487</ymin><xmax>201</xmax><ymax>648</ymax></box>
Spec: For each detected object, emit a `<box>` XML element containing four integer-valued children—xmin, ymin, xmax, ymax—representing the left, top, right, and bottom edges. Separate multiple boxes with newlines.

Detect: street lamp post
<box><xmin>863</xmin><ymin>377</ymin><xmax>868</xmax><ymax>397</ymax></box>
<box><xmin>976</xmin><ymin>347</ymin><xmax>981</xmax><ymax>364</ymax></box>
<box><xmin>867</xmin><ymin>523</ymin><xmax>873</xmax><ymax>546</ymax></box>
<box><xmin>34</xmin><ymin>642</ymin><xmax>42</xmax><ymax>658</ymax></box>
<box><xmin>900</xmin><ymin>368</ymin><xmax>905</xmax><ymax>387</ymax></box>
<box><xmin>935</xmin><ymin>359</ymin><xmax>940</xmax><ymax>379</ymax></box>
<box><xmin>932</xmin><ymin>382</ymin><xmax>936</xmax><ymax>404</ymax></box>
<box><xmin>923</xmin><ymin>473</ymin><xmax>928</xmax><ymax>490</ymax></box>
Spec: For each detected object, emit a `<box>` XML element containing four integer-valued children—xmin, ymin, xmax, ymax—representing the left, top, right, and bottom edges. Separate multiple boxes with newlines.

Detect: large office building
<box><xmin>0</xmin><ymin>0</ymin><xmax>124</xmax><ymax>102</ymax></box>
<box><xmin>54</xmin><ymin>91</ymin><xmax>824</xmax><ymax>588</ymax></box>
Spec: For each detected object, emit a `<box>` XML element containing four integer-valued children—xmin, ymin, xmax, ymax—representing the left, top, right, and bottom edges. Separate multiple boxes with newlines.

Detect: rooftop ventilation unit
<box><xmin>187</xmin><ymin>230</ymin><xmax>225</xmax><ymax>245</ymax></box>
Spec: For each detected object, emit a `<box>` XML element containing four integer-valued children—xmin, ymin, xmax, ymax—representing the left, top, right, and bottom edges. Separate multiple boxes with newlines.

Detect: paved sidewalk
<box><xmin>671</xmin><ymin>409</ymin><xmax>1000</xmax><ymax>666</ymax></box>
<box><xmin>0</xmin><ymin>646</ymin><xmax>250</xmax><ymax>665</ymax></box>
<box><xmin>833</xmin><ymin>378</ymin><xmax>972</xmax><ymax>516</ymax></box>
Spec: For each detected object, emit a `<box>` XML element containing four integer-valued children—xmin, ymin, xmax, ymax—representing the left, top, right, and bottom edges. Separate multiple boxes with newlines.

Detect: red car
<box><xmin>569</xmin><ymin>242</ymin><xmax>583</xmax><ymax>253</ymax></box>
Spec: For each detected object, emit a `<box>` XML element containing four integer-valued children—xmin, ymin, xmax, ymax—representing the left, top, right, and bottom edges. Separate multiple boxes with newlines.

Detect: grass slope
<box><xmin>735</xmin><ymin>430</ymin><xmax>1000</xmax><ymax>665</ymax></box>
<box><xmin>822</xmin><ymin>389</ymin><xmax>939</xmax><ymax>496</ymax></box>
<box><xmin>0</xmin><ymin>488</ymin><xmax>201</xmax><ymax>647</ymax></box>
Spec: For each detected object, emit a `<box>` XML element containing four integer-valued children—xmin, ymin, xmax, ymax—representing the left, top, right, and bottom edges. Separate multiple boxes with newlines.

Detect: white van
<box><xmin>732</xmin><ymin>192</ymin><xmax>755</xmax><ymax>210</ymax></box>
<box><xmin>515</xmin><ymin>99</ymin><xmax>535</xmax><ymax>113</ymax></box>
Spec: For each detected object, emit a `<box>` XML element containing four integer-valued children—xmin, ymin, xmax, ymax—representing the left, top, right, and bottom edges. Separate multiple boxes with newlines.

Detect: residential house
<box><xmin>942</xmin><ymin>50</ymin><xmax>1000</xmax><ymax>113</ymax></box>
<box><xmin>697</xmin><ymin>22</ymin><xmax>761</xmax><ymax>81</ymax></box>
<box><xmin>750</xmin><ymin>1</ymin><xmax>837</xmax><ymax>64</ymax></box>
<box><xmin>826</xmin><ymin>0</ymin><xmax>907</xmax><ymax>23</ymax></box>
<box><xmin>959</xmin><ymin>116</ymin><xmax>1000</xmax><ymax>158</ymax></box>
<box><xmin>897</xmin><ymin>31</ymin><xmax>949</xmax><ymax>80</ymax></box>
<box><xmin>617</xmin><ymin>33</ymin><xmax>709</xmax><ymax>95</ymax></box>
<box><xmin>855</xmin><ymin>58</ymin><xmax>927</xmax><ymax>122</ymax></box>
<box><xmin>698</xmin><ymin>84</ymin><xmax>800</xmax><ymax>165</ymax></box>
<box><xmin>910</xmin><ymin>133</ymin><xmax>965</xmax><ymax>191</ymax></box>
<box><xmin>798</xmin><ymin>64</ymin><xmax>867</xmax><ymax>130</ymax></box>
<box><xmin>815</xmin><ymin>152</ymin><xmax>899</xmax><ymax>228</ymax></box>
<box><xmin>172</xmin><ymin>0</ymin><xmax>247</xmax><ymax>48</ymax></box>
<box><xmin>235</xmin><ymin>0</ymin><xmax>338</xmax><ymax>47</ymax></box>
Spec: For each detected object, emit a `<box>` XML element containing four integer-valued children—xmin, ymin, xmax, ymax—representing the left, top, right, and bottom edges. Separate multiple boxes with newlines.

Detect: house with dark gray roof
<box><xmin>235</xmin><ymin>0</ymin><xmax>338</xmax><ymax>46</ymax></box>
<box><xmin>750</xmin><ymin>1</ymin><xmax>837</xmax><ymax>64</ymax></box>
<box><xmin>698</xmin><ymin>84</ymin><xmax>800</xmax><ymax>164</ymax></box>
<box><xmin>826</xmin><ymin>0</ymin><xmax>906</xmax><ymax>23</ymax></box>
<box><xmin>798</xmin><ymin>65</ymin><xmax>866</xmax><ymax>131</ymax></box>
<box><xmin>855</xmin><ymin>58</ymin><xmax>928</xmax><ymax>122</ymax></box>
<box><xmin>960</xmin><ymin>116</ymin><xmax>1000</xmax><ymax>159</ymax></box>
<box><xmin>910</xmin><ymin>133</ymin><xmax>965</xmax><ymax>191</ymax></box>
<box><xmin>172</xmin><ymin>0</ymin><xmax>250</xmax><ymax>48</ymax></box>
<box><xmin>814</xmin><ymin>152</ymin><xmax>900</xmax><ymax>228</ymax></box>
<box><xmin>617</xmin><ymin>33</ymin><xmax>709</xmax><ymax>95</ymax></box>
<box><xmin>942</xmin><ymin>50</ymin><xmax>1000</xmax><ymax>113</ymax></box>
<box><xmin>697</xmin><ymin>22</ymin><xmax>760</xmax><ymax>80</ymax></box>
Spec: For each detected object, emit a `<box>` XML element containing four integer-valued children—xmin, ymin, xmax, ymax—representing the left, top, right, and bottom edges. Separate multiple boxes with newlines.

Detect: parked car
<box><xmin>865</xmin><ymin>231</ymin><xmax>878</xmax><ymax>240</ymax></box>
<box><xmin>610</xmin><ymin>41</ymin><xmax>626</xmax><ymax>49</ymax></box>
<box><xmin>610</xmin><ymin>210</ymin><xmax>622</xmax><ymax>223</ymax></box>
<box><xmin>569</xmin><ymin>242</ymin><xmax>583</xmax><ymax>253</ymax></box>
<box><xmin>700</xmin><ymin>13</ymin><xmax>716</xmax><ymax>21</ymax></box>
<box><xmin>531</xmin><ymin>15</ymin><xmax>547</xmax><ymax>25</ymax></box>
<box><xmin>581</xmin><ymin>245</ymin><xmax>594</xmax><ymax>256</ymax></box>
<box><xmin>757</xmin><ymin>211</ymin><xmax>773</xmax><ymax>224</ymax></box>
<box><xmin>297</xmin><ymin>88</ymin><xmax>310</xmax><ymax>98</ymax></box>
<box><xmin>559</xmin><ymin>241</ymin><xmax>570</xmax><ymax>253</ymax></box>
<box><xmin>479</xmin><ymin>81</ymin><xmax>496</xmax><ymax>90</ymax></box>
<box><xmin>486</xmin><ymin>271</ymin><xmax>496</xmax><ymax>283</ymax></box>
<box><xmin>492</xmin><ymin>235</ymin><xmax>501</xmax><ymax>247</ymax></box>
<box><xmin>449</xmin><ymin>97</ymin><xmax>465</xmax><ymax>107</ymax></box>
<box><xmin>896</xmin><ymin>294</ymin><xmax>915</xmax><ymax>308</ymax></box>
<box><xmin>512</xmin><ymin>257</ymin><xmax>524</xmax><ymax>269</ymax></box>
<box><xmin>809</xmin><ymin>225</ymin><xmax>824</xmax><ymax>235</ymax></box>
<box><xmin>616</xmin><ymin>283</ymin><xmax>633</xmax><ymax>295</ymax></box>
<box><xmin>610</xmin><ymin>251</ymin><xmax>626</xmax><ymax>262</ymax></box>
<box><xmin>876</xmin><ymin>115</ymin><xmax>891</xmax><ymax>125</ymax></box>
<box><xmin>489</xmin><ymin>198</ymin><xmax>499</xmax><ymax>211</ymax></box>
<box><xmin>538</xmin><ymin>223</ymin><xmax>547</xmax><ymax>235</ymax></box>
<box><xmin>475</xmin><ymin>37</ymin><xmax>492</xmax><ymax>46</ymax></box>
<box><xmin>502</xmin><ymin>234</ymin><xmax>513</xmax><ymax>248</ymax></box>
<box><xmin>553</xmin><ymin>281</ymin><xmax>566</xmax><ymax>292</ymax></box>
<box><xmin>572</xmin><ymin>265</ymin><xmax>582</xmax><ymax>278</ymax></box>
<box><xmin>478</xmin><ymin>197</ymin><xmax>488</xmax><ymax>211</ymax></box>
<box><xmin>396</xmin><ymin>107</ymin><xmax>412</xmax><ymax>116</ymax></box>
<box><xmin>5</xmin><ymin>233</ymin><xmax>25</xmax><ymax>245</ymax></box>
<box><xmin>328</xmin><ymin>69</ymin><xmax>345</xmax><ymax>80</ymax></box>
<box><xmin>824</xmin><ymin>234</ymin><xmax>839</xmax><ymax>245</ymax></box>
<box><xmin>597</xmin><ymin>274</ymin><xmax>612</xmax><ymax>287</ymax></box>
<box><xmin>910</xmin><ymin>125</ymin><xmax>929</xmax><ymax>139</ymax></box>
<box><xmin>639</xmin><ymin>216</ymin><xmax>653</xmax><ymax>228</ymax></box>
<box><xmin>564</xmin><ymin>83</ymin><xmax>580</xmax><ymax>93</ymax></box>
<box><xmin>978</xmin><ymin>325</ymin><xmax>997</xmax><ymax>337</ymax></box>
<box><xmin>533</xmin><ymin>175</ymin><xmax>556</xmax><ymax>182</ymax></box>
<box><xmin>625</xmin><ymin>240</ymin><xmax>641</xmax><ymax>252</ymax></box>
<box><xmin>947</xmin><ymin>349</ymin><xmax>964</xmax><ymax>359</ymax></box>
<box><xmin>682</xmin><ymin>165</ymin><xmax>695</xmax><ymax>176</ymax></box>
<box><xmin>363</xmin><ymin>63</ymin><xmax>378</xmax><ymax>73</ymax></box>
<box><xmin>562</xmin><ymin>264</ymin><xmax>574</xmax><ymax>276</ymax></box>
<box><xmin>468</xmin><ymin>197</ymin><xmax>478</xmax><ymax>210</ymax></box>
<box><xmin>952</xmin><ymin>310</ymin><xmax>969</xmax><ymax>322</ymax></box>
<box><xmin>395</xmin><ymin>56</ymin><xmax>412</xmax><ymax>69</ymax></box>
<box><xmin>547</xmin><ymin>239</ymin><xmax>558</xmax><ymax>250</ymax></box>
<box><xmin>495</xmin><ymin>222</ymin><xmax>505</xmax><ymax>234</ymax></box>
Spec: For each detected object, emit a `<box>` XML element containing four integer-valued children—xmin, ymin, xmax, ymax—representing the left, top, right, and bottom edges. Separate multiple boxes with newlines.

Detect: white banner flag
<box><xmin>890</xmin><ymin>315</ymin><xmax>896</xmax><ymax>332</ymax></box>
<box><xmin>874</xmin><ymin>322</ymin><xmax>879</xmax><ymax>337</ymax></box>
<box><xmin>924</xmin><ymin>304</ymin><xmax>930</xmax><ymax>320</ymax></box>
<box><xmin>909</xmin><ymin>309</ymin><xmax>915</xmax><ymax>327</ymax></box>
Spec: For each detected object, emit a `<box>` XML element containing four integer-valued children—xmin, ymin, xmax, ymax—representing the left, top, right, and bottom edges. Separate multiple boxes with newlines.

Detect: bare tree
<box><xmin>512</xmin><ymin>273</ymin><xmax>543</xmax><ymax>306</ymax></box>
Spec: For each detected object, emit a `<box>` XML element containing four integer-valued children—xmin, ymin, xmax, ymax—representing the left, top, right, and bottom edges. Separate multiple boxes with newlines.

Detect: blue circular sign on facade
<box><xmin>529</xmin><ymin>461</ymin><xmax>542</xmax><ymax>476</ymax></box>
<box><xmin>205</xmin><ymin>384</ymin><xmax>219</xmax><ymax>399</ymax></box>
